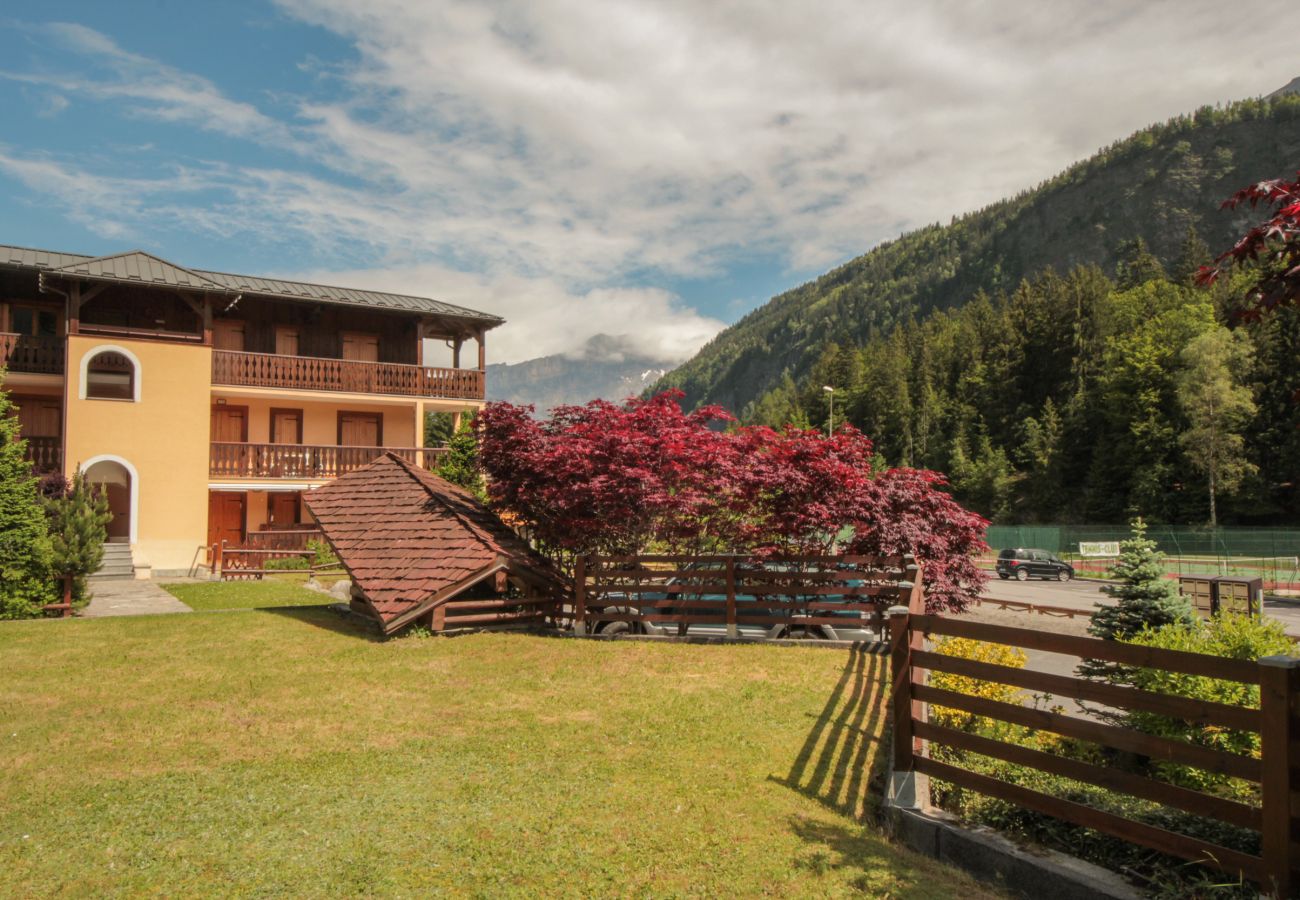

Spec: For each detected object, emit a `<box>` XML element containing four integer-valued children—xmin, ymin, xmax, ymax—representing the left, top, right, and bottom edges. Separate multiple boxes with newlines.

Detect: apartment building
<box><xmin>0</xmin><ymin>244</ymin><xmax>501</xmax><ymax>577</ymax></box>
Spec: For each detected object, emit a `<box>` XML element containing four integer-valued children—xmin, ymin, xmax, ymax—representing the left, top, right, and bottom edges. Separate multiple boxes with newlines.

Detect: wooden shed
<box><xmin>304</xmin><ymin>452</ymin><xmax>562</xmax><ymax>634</ymax></box>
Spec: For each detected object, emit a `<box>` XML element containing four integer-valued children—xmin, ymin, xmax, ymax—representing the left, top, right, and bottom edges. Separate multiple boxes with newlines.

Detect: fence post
<box><xmin>888</xmin><ymin>604</ymin><xmax>921</xmax><ymax>809</ymax></box>
<box><xmin>62</xmin><ymin>574</ymin><xmax>72</xmax><ymax>618</ymax></box>
<box><xmin>725</xmin><ymin>556</ymin><xmax>738</xmax><ymax>639</ymax></box>
<box><xmin>574</xmin><ymin>555</ymin><xmax>587</xmax><ymax>636</ymax></box>
<box><xmin>1259</xmin><ymin>655</ymin><xmax>1299</xmax><ymax>899</ymax></box>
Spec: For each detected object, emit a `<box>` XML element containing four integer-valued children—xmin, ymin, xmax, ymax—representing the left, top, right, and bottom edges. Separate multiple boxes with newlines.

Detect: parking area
<box><xmin>981</xmin><ymin>575</ymin><xmax>1300</xmax><ymax>636</ymax></box>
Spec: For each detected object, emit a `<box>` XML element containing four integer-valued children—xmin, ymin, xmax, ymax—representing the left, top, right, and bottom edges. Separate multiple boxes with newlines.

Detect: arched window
<box><xmin>85</xmin><ymin>350</ymin><xmax>136</xmax><ymax>400</ymax></box>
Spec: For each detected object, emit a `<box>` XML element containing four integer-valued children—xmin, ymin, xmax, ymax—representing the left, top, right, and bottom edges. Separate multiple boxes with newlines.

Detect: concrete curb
<box><xmin>885</xmin><ymin>804</ymin><xmax>1140</xmax><ymax>899</ymax></box>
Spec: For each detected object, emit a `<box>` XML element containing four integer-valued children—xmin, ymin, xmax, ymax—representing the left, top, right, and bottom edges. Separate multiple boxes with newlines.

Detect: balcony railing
<box><xmin>24</xmin><ymin>436</ymin><xmax>63</xmax><ymax>474</ymax></box>
<box><xmin>0</xmin><ymin>334</ymin><xmax>64</xmax><ymax>375</ymax></box>
<box><xmin>210</xmin><ymin>442</ymin><xmax>450</xmax><ymax>479</ymax></box>
<box><xmin>211</xmin><ymin>350</ymin><xmax>485</xmax><ymax>400</ymax></box>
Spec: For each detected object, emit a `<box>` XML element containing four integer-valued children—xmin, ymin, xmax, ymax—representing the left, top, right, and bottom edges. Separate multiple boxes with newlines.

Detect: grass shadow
<box><xmin>771</xmin><ymin>642</ymin><xmax>891</xmax><ymax>822</ymax></box>
<box><xmin>256</xmin><ymin>604</ymin><xmax>385</xmax><ymax>641</ymax></box>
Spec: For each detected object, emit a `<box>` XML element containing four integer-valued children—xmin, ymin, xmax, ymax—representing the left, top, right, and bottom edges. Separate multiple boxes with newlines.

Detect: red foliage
<box><xmin>845</xmin><ymin>468</ymin><xmax>988</xmax><ymax>614</ymax></box>
<box><xmin>1197</xmin><ymin>173</ymin><xmax>1300</xmax><ymax>318</ymax></box>
<box><xmin>477</xmin><ymin>391</ymin><xmax>988</xmax><ymax>612</ymax></box>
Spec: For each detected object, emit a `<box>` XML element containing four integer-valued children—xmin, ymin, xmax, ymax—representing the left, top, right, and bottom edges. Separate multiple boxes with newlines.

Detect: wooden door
<box><xmin>338</xmin><ymin>412</ymin><xmax>381</xmax><ymax>447</ymax></box>
<box><xmin>13</xmin><ymin>396</ymin><xmax>61</xmax><ymax>437</ymax></box>
<box><xmin>270</xmin><ymin>409</ymin><xmax>302</xmax><ymax>444</ymax></box>
<box><xmin>268</xmin><ymin>492</ymin><xmax>301</xmax><ymax>528</ymax></box>
<box><xmin>211</xmin><ymin>406</ymin><xmax>248</xmax><ymax>442</ymax></box>
<box><xmin>214</xmin><ymin>319</ymin><xmax>246</xmax><ymax>351</ymax></box>
<box><xmin>341</xmin><ymin>332</ymin><xmax>379</xmax><ymax>362</ymax></box>
<box><xmin>207</xmin><ymin>492</ymin><xmax>245</xmax><ymax>550</ymax></box>
<box><xmin>275</xmin><ymin>327</ymin><xmax>299</xmax><ymax>356</ymax></box>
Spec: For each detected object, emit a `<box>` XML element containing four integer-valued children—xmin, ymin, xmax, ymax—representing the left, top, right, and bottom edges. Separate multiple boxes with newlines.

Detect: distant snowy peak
<box><xmin>487</xmin><ymin>334</ymin><xmax>677</xmax><ymax>410</ymax></box>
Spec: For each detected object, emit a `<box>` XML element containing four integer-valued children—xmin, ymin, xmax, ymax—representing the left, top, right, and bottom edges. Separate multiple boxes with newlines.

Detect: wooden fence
<box><xmin>888</xmin><ymin>608</ymin><xmax>1300</xmax><ymax>897</ymax></box>
<box><xmin>574</xmin><ymin>553</ymin><xmax>919</xmax><ymax>639</ymax></box>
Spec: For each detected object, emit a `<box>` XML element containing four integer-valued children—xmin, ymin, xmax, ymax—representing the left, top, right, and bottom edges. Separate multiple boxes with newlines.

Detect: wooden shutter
<box><xmin>338</xmin><ymin>412</ymin><xmax>381</xmax><ymax>446</ymax></box>
<box><xmin>214</xmin><ymin>320</ymin><xmax>246</xmax><ymax>351</ymax></box>
<box><xmin>275</xmin><ymin>327</ymin><xmax>299</xmax><ymax>356</ymax></box>
<box><xmin>270</xmin><ymin>409</ymin><xmax>302</xmax><ymax>444</ymax></box>
<box><xmin>341</xmin><ymin>332</ymin><xmax>379</xmax><ymax>362</ymax></box>
<box><xmin>210</xmin><ymin>406</ymin><xmax>248</xmax><ymax>442</ymax></box>
<box><xmin>14</xmin><ymin>398</ymin><xmax>61</xmax><ymax>437</ymax></box>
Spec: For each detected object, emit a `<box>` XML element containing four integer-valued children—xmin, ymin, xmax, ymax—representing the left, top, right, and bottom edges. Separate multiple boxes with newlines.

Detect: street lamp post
<box><xmin>823</xmin><ymin>385</ymin><xmax>834</xmax><ymax>437</ymax></box>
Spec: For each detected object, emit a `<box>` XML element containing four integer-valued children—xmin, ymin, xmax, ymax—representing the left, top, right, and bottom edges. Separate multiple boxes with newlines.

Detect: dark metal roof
<box><xmin>0</xmin><ymin>242</ymin><xmax>503</xmax><ymax>326</ymax></box>
<box><xmin>51</xmin><ymin>250</ymin><xmax>231</xmax><ymax>292</ymax></box>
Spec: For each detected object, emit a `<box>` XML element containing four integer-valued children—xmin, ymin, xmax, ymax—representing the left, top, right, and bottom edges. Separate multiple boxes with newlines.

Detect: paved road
<box><xmin>981</xmin><ymin>575</ymin><xmax>1300</xmax><ymax>635</ymax></box>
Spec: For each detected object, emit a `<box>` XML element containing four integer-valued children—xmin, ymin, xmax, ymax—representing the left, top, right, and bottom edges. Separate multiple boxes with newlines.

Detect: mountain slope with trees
<box><xmin>654</xmin><ymin>93</ymin><xmax>1300</xmax><ymax>525</ymax></box>
<box><xmin>656</xmin><ymin>95</ymin><xmax>1300</xmax><ymax>418</ymax></box>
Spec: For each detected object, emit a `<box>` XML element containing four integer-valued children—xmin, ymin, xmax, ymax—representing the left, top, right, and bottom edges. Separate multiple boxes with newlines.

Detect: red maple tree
<box><xmin>477</xmin><ymin>391</ymin><xmax>988</xmax><ymax>612</ymax></box>
<box><xmin>1198</xmin><ymin>173</ymin><xmax>1300</xmax><ymax>317</ymax></box>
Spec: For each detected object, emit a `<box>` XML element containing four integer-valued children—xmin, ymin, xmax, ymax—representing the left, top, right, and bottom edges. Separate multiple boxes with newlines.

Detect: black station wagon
<box><xmin>995</xmin><ymin>548</ymin><xmax>1074</xmax><ymax>582</ymax></box>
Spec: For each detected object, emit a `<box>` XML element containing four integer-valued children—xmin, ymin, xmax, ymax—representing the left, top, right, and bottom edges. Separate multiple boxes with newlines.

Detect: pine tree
<box><xmin>0</xmin><ymin>376</ymin><xmax>55</xmax><ymax>618</ymax></box>
<box><xmin>436</xmin><ymin>414</ymin><xmax>486</xmax><ymax>500</ymax></box>
<box><xmin>43</xmin><ymin>471</ymin><xmax>112</xmax><ymax>606</ymax></box>
<box><xmin>1088</xmin><ymin>519</ymin><xmax>1194</xmax><ymax>643</ymax></box>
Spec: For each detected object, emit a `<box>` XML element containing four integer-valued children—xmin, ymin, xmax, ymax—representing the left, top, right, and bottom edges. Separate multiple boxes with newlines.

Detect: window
<box><xmin>11</xmin><ymin>305</ymin><xmax>58</xmax><ymax>336</ymax></box>
<box><xmin>85</xmin><ymin>351</ymin><xmax>136</xmax><ymax>400</ymax></box>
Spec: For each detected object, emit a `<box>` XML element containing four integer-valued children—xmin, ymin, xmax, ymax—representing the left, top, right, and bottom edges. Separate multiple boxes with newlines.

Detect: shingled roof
<box><xmin>304</xmin><ymin>453</ymin><xmax>560</xmax><ymax>633</ymax></box>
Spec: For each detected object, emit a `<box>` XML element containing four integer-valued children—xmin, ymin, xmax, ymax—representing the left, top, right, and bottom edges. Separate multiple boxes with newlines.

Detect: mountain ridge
<box><xmin>654</xmin><ymin>92</ymin><xmax>1300</xmax><ymax>418</ymax></box>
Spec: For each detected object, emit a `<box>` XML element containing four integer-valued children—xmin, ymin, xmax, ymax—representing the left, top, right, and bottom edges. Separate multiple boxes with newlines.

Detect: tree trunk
<box><xmin>1209</xmin><ymin>468</ymin><xmax>1217</xmax><ymax>529</ymax></box>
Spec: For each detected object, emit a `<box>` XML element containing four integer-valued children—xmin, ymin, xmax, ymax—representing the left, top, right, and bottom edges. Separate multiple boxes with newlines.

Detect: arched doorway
<box><xmin>84</xmin><ymin>458</ymin><xmax>135</xmax><ymax>543</ymax></box>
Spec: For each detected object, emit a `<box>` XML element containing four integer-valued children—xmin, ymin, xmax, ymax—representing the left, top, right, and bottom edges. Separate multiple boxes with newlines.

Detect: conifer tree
<box><xmin>436</xmin><ymin>414</ymin><xmax>486</xmax><ymax>499</ymax></box>
<box><xmin>1087</xmin><ymin>519</ymin><xmax>1194</xmax><ymax>642</ymax></box>
<box><xmin>43</xmin><ymin>471</ymin><xmax>112</xmax><ymax>606</ymax></box>
<box><xmin>0</xmin><ymin>377</ymin><xmax>54</xmax><ymax>618</ymax></box>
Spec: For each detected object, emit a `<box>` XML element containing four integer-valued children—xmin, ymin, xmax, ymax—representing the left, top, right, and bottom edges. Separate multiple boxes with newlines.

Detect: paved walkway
<box><xmin>81</xmin><ymin>580</ymin><xmax>192</xmax><ymax>617</ymax></box>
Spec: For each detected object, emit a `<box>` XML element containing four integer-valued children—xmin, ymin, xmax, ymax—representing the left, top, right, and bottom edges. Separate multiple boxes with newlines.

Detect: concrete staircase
<box><xmin>92</xmin><ymin>543</ymin><xmax>136</xmax><ymax>581</ymax></box>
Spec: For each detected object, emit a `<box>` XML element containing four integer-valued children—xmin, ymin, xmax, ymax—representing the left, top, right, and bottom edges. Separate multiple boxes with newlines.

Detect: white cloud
<box><xmin>0</xmin><ymin>3</ymin><xmax>1295</xmax><ymax>363</ymax></box>
<box><xmin>282</xmin><ymin>262</ymin><xmax>724</xmax><ymax>364</ymax></box>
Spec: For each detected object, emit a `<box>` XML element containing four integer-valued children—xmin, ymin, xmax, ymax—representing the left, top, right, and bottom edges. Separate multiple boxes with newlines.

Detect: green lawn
<box><xmin>161</xmin><ymin>577</ymin><xmax>333</xmax><ymax>611</ymax></box>
<box><xmin>0</xmin><ymin>606</ymin><xmax>996</xmax><ymax>898</ymax></box>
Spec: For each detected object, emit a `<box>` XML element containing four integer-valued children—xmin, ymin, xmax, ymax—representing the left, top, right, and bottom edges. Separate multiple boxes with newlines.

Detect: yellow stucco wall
<box><xmin>217</xmin><ymin>395</ymin><xmax>417</xmax><ymax>447</ymax></box>
<box><xmin>64</xmin><ymin>335</ymin><xmax>212</xmax><ymax>574</ymax></box>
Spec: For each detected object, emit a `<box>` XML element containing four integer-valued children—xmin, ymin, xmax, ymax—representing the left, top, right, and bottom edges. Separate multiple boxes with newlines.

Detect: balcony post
<box><xmin>452</xmin><ymin>338</ymin><xmax>462</xmax><ymax>369</ymax></box>
<box><xmin>476</xmin><ymin>328</ymin><xmax>486</xmax><ymax>370</ymax></box>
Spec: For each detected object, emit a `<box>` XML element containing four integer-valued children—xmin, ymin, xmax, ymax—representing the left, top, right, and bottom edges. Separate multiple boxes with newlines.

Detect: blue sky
<box><xmin>0</xmin><ymin>1</ymin><xmax>1293</xmax><ymax>363</ymax></box>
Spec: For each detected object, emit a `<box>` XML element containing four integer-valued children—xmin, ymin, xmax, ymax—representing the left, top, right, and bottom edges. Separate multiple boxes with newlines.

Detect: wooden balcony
<box><xmin>0</xmin><ymin>334</ymin><xmax>64</xmax><ymax>375</ymax></box>
<box><xmin>210</xmin><ymin>442</ymin><xmax>450</xmax><ymax>480</ymax></box>
<box><xmin>24</xmin><ymin>436</ymin><xmax>63</xmax><ymax>474</ymax></box>
<box><xmin>211</xmin><ymin>350</ymin><xmax>485</xmax><ymax>400</ymax></box>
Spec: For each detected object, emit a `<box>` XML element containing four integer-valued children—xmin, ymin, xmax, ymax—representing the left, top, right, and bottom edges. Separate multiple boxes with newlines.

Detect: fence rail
<box><xmin>212</xmin><ymin>349</ymin><xmax>484</xmax><ymax>400</ymax></box>
<box><xmin>889</xmin><ymin>607</ymin><xmax>1300</xmax><ymax>896</ymax></box>
<box><xmin>575</xmin><ymin>553</ymin><xmax>918</xmax><ymax>639</ymax></box>
<box><xmin>0</xmin><ymin>332</ymin><xmax>64</xmax><ymax>374</ymax></box>
<box><xmin>210</xmin><ymin>442</ymin><xmax>449</xmax><ymax>479</ymax></box>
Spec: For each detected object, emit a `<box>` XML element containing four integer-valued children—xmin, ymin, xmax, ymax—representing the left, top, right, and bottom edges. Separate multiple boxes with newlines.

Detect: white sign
<box><xmin>1079</xmin><ymin>541</ymin><xmax>1121</xmax><ymax>557</ymax></box>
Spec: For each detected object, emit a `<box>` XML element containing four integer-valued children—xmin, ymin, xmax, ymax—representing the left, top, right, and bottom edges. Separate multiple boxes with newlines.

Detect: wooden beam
<box><xmin>452</xmin><ymin>337</ymin><xmax>462</xmax><ymax>369</ymax></box>
<box><xmin>202</xmin><ymin>295</ymin><xmax>213</xmax><ymax>345</ymax></box>
<box><xmin>477</xmin><ymin>328</ymin><xmax>486</xmax><ymax>370</ymax></box>
<box><xmin>68</xmin><ymin>282</ymin><xmax>81</xmax><ymax>336</ymax></box>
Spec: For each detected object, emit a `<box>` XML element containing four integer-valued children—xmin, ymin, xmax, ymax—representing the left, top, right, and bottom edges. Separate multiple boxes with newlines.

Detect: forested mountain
<box><xmin>654</xmin><ymin>94</ymin><xmax>1300</xmax><ymax>525</ymax></box>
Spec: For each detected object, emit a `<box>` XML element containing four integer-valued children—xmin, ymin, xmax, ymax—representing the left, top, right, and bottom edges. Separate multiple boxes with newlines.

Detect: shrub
<box><xmin>929</xmin><ymin>636</ymin><xmax>1026</xmax><ymax>732</ymax></box>
<box><xmin>265</xmin><ymin>556</ymin><xmax>310</xmax><ymax>571</ymax></box>
<box><xmin>1122</xmin><ymin>613</ymin><xmax>1296</xmax><ymax>795</ymax></box>
<box><xmin>306</xmin><ymin>539</ymin><xmax>338</xmax><ymax>568</ymax></box>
